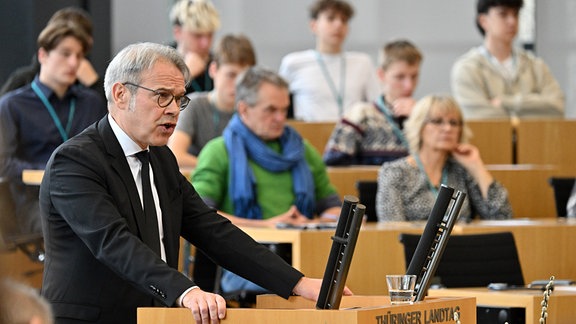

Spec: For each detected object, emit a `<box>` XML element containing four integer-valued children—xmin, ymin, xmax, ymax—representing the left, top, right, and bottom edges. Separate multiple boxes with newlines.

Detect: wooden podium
<box><xmin>429</xmin><ymin>287</ymin><xmax>576</xmax><ymax>324</ymax></box>
<box><xmin>138</xmin><ymin>295</ymin><xmax>476</xmax><ymax>323</ymax></box>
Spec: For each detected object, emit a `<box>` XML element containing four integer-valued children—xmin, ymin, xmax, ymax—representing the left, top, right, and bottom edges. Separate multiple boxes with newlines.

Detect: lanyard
<box><xmin>31</xmin><ymin>81</ymin><xmax>76</xmax><ymax>142</ymax></box>
<box><xmin>413</xmin><ymin>154</ymin><xmax>448</xmax><ymax>196</ymax></box>
<box><xmin>212</xmin><ymin>109</ymin><xmax>220</xmax><ymax>131</ymax></box>
<box><xmin>315</xmin><ymin>51</ymin><xmax>346</xmax><ymax>116</ymax></box>
<box><xmin>208</xmin><ymin>91</ymin><xmax>222</xmax><ymax>131</ymax></box>
<box><xmin>479</xmin><ymin>45</ymin><xmax>518</xmax><ymax>82</ymax></box>
<box><xmin>375</xmin><ymin>96</ymin><xmax>409</xmax><ymax>149</ymax></box>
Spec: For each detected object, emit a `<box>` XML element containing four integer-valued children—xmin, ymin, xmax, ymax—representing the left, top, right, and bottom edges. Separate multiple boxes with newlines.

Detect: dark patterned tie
<box><xmin>135</xmin><ymin>150</ymin><xmax>161</xmax><ymax>256</ymax></box>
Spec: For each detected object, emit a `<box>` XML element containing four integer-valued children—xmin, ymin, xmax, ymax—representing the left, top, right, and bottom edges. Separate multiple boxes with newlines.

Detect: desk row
<box><xmin>289</xmin><ymin>119</ymin><xmax>576</xmax><ymax>171</ymax></box>
<box><xmin>327</xmin><ymin>164</ymin><xmax>561</xmax><ymax>219</ymax></box>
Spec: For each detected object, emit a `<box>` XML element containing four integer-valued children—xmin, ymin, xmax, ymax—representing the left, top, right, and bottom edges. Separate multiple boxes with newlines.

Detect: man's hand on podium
<box><xmin>180</xmin><ymin>277</ymin><xmax>354</xmax><ymax>323</ymax></box>
<box><xmin>293</xmin><ymin>277</ymin><xmax>353</xmax><ymax>301</ymax></box>
<box><xmin>182</xmin><ymin>288</ymin><xmax>226</xmax><ymax>324</ymax></box>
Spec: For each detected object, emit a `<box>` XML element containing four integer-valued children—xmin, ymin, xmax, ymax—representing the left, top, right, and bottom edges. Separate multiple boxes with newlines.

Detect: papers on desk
<box><xmin>275</xmin><ymin>222</ymin><xmax>338</xmax><ymax>230</ymax></box>
<box><xmin>529</xmin><ymin>279</ymin><xmax>576</xmax><ymax>289</ymax></box>
<box><xmin>555</xmin><ymin>286</ymin><xmax>576</xmax><ymax>292</ymax></box>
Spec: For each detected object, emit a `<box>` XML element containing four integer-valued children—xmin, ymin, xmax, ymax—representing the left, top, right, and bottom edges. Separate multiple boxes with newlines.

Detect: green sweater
<box><xmin>192</xmin><ymin>137</ymin><xmax>339</xmax><ymax>219</ymax></box>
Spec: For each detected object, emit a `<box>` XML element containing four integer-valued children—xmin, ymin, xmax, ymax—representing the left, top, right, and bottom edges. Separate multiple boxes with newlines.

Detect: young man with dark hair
<box><xmin>451</xmin><ymin>0</ymin><xmax>564</xmax><ymax>120</ymax></box>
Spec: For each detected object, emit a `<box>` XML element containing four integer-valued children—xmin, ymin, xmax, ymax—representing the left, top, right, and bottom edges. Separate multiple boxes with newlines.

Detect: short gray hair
<box><xmin>103</xmin><ymin>42</ymin><xmax>190</xmax><ymax>104</ymax></box>
<box><xmin>404</xmin><ymin>94</ymin><xmax>471</xmax><ymax>154</ymax></box>
<box><xmin>235</xmin><ymin>66</ymin><xmax>289</xmax><ymax>107</ymax></box>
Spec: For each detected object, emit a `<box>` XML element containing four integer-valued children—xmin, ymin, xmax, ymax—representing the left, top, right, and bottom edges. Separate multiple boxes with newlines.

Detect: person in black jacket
<box><xmin>39</xmin><ymin>42</ymin><xmax>344</xmax><ymax>324</ymax></box>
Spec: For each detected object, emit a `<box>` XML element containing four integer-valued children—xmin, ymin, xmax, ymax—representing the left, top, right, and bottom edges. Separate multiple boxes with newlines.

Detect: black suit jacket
<box><xmin>39</xmin><ymin>116</ymin><xmax>303</xmax><ymax>324</ymax></box>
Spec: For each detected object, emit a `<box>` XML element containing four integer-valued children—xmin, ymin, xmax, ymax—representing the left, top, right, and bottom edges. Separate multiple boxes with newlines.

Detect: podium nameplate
<box><xmin>138</xmin><ymin>295</ymin><xmax>476</xmax><ymax>324</ymax></box>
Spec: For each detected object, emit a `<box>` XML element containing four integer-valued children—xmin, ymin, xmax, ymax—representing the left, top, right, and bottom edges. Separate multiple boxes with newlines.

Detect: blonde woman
<box><xmin>376</xmin><ymin>94</ymin><xmax>512</xmax><ymax>222</ymax></box>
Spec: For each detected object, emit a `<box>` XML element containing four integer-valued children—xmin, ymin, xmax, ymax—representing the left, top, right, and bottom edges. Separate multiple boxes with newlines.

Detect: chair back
<box><xmin>548</xmin><ymin>177</ymin><xmax>576</xmax><ymax>217</ymax></box>
<box><xmin>355</xmin><ymin>180</ymin><xmax>378</xmax><ymax>222</ymax></box>
<box><xmin>0</xmin><ymin>178</ymin><xmax>45</xmax><ymax>261</ymax></box>
<box><xmin>399</xmin><ymin>232</ymin><xmax>524</xmax><ymax>288</ymax></box>
<box><xmin>0</xmin><ymin>178</ymin><xmax>19</xmax><ymax>250</ymax></box>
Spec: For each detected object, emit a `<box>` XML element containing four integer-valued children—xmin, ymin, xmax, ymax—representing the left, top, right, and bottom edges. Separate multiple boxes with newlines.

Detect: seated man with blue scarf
<box><xmin>192</xmin><ymin>66</ymin><xmax>342</xmax><ymax>294</ymax></box>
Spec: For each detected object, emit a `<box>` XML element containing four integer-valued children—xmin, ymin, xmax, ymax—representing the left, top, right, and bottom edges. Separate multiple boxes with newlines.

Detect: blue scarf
<box><xmin>223</xmin><ymin>114</ymin><xmax>315</xmax><ymax>219</ymax></box>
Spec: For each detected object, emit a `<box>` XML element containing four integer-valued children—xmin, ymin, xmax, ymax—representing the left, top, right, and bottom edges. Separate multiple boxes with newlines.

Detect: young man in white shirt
<box><xmin>279</xmin><ymin>0</ymin><xmax>379</xmax><ymax>122</ymax></box>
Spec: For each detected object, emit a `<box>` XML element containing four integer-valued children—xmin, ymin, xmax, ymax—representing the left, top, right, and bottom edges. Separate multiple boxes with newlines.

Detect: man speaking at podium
<box><xmin>39</xmin><ymin>42</ymin><xmax>341</xmax><ymax>324</ymax></box>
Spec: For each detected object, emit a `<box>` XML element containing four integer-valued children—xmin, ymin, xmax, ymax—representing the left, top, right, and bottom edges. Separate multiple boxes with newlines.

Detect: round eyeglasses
<box><xmin>122</xmin><ymin>82</ymin><xmax>190</xmax><ymax>111</ymax></box>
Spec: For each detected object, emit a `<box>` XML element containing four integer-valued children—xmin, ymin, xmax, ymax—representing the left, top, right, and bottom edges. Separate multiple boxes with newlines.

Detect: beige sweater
<box><xmin>451</xmin><ymin>47</ymin><xmax>564</xmax><ymax>120</ymax></box>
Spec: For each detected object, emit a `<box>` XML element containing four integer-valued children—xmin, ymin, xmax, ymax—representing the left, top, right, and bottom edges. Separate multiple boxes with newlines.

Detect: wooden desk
<box><xmin>467</xmin><ymin>119</ymin><xmax>513</xmax><ymax>164</ymax></box>
<box><xmin>23</xmin><ymin>168</ymin><xmax>194</xmax><ymax>186</ymax></box>
<box><xmin>138</xmin><ymin>295</ymin><xmax>476</xmax><ymax>323</ymax></box>
<box><xmin>428</xmin><ymin>287</ymin><xmax>576</xmax><ymax>324</ymax></box>
<box><xmin>29</xmin><ymin>162</ymin><xmax>559</xmax><ymax>219</ymax></box>
<box><xmin>286</xmin><ymin>119</ymin><xmax>516</xmax><ymax>165</ymax></box>
<box><xmin>287</xmin><ymin>120</ymin><xmax>335</xmax><ymax>154</ymax></box>
<box><xmin>22</xmin><ymin>169</ymin><xmax>44</xmax><ymax>185</ymax></box>
<box><xmin>488</xmin><ymin>164</ymin><xmax>557</xmax><ymax>218</ymax></box>
<box><xmin>516</xmin><ymin>119</ymin><xmax>576</xmax><ymax>174</ymax></box>
<box><xmin>241</xmin><ymin>219</ymin><xmax>576</xmax><ymax>295</ymax></box>
<box><xmin>327</xmin><ymin>165</ymin><xmax>379</xmax><ymax>198</ymax></box>
<box><xmin>327</xmin><ymin>164</ymin><xmax>557</xmax><ymax>219</ymax></box>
